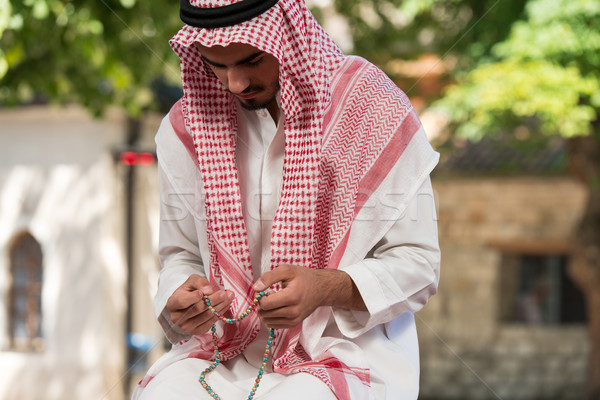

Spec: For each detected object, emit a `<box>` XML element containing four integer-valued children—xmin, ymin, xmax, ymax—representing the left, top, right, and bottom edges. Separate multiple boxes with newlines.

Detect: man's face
<box><xmin>196</xmin><ymin>42</ymin><xmax>280</xmax><ymax>112</ymax></box>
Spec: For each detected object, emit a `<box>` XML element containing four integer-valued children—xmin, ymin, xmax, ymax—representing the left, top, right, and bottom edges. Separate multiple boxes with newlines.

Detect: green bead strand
<box><xmin>198</xmin><ymin>291</ymin><xmax>274</xmax><ymax>400</ymax></box>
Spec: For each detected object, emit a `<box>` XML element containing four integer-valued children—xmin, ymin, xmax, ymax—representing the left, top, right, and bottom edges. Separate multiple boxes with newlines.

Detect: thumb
<box><xmin>184</xmin><ymin>275</ymin><xmax>213</xmax><ymax>298</ymax></box>
<box><xmin>252</xmin><ymin>276</ymin><xmax>270</xmax><ymax>292</ymax></box>
<box><xmin>253</xmin><ymin>265</ymin><xmax>291</xmax><ymax>291</ymax></box>
<box><xmin>185</xmin><ymin>274</ymin><xmax>210</xmax><ymax>290</ymax></box>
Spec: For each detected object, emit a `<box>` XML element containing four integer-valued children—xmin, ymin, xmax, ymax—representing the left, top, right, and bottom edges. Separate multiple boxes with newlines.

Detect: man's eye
<box><xmin>248</xmin><ymin>57</ymin><xmax>264</xmax><ymax>67</ymax></box>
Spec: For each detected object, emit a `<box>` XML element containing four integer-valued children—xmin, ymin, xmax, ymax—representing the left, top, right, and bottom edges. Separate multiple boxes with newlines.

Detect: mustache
<box><xmin>228</xmin><ymin>85</ymin><xmax>264</xmax><ymax>95</ymax></box>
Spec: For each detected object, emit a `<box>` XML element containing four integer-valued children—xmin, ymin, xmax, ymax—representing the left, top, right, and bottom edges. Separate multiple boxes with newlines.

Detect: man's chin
<box><xmin>238</xmin><ymin>99</ymin><xmax>271</xmax><ymax>110</ymax></box>
<box><xmin>239</xmin><ymin>101</ymin><xmax>268</xmax><ymax>111</ymax></box>
<box><xmin>238</xmin><ymin>98</ymin><xmax>275</xmax><ymax>111</ymax></box>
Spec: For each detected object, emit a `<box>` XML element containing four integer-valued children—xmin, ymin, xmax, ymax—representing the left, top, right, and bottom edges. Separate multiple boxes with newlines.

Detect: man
<box><xmin>134</xmin><ymin>0</ymin><xmax>440</xmax><ymax>399</ymax></box>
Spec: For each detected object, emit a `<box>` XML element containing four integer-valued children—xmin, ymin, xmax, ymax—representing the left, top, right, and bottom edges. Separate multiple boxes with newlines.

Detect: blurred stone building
<box><xmin>419</xmin><ymin>137</ymin><xmax>589</xmax><ymax>399</ymax></box>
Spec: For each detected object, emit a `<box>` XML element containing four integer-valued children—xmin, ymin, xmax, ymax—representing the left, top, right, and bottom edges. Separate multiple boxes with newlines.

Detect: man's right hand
<box><xmin>166</xmin><ymin>274</ymin><xmax>234</xmax><ymax>335</ymax></box>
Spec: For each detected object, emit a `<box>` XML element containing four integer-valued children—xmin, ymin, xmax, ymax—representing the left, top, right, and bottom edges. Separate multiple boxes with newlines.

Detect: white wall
<box><xmin>0</xmin><ymin>106</ymin><xmax>164</xmax><ymax>400</ymax></box>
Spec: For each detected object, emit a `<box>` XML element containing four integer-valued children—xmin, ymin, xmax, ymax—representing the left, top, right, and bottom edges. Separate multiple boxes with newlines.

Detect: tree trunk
<box><xmin>567</xmin><ymin>134</ymin><xmax>600</xmax><ymax>400</ymax></box>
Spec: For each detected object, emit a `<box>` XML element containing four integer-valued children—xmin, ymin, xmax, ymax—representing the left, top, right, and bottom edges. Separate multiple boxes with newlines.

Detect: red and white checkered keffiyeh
<box><xmin>161</xmin><ymin>0</ymin><xmax>420</xmax><ymax>397</ymax></box>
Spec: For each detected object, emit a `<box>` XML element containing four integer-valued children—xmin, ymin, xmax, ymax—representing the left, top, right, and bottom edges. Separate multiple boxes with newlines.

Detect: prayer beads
<box><xmin>199</xmin><ymin>291</ymin><xmax>274</xmax><ymax>400</ymax></box>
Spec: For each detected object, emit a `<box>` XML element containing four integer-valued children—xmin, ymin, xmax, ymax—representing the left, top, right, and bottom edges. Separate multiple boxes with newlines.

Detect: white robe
<box><xmin>136</xmin><ymin>101</ymin><xmax>440</xmax><ymax>399</ymax></box>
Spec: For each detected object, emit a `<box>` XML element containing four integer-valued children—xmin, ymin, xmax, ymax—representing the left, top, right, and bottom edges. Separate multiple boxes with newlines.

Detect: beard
<box><xmin>239</xmin><ymin>97</ymin><xmax>276</xmax><ymax>111</ymax></box>
<box><xmin>234</xmin><ymin>81</ymin><xmax>280</xmax><ymax>111</ymax></box>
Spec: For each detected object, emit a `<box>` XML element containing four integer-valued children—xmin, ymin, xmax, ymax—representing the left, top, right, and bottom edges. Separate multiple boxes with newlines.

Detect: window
<box><xmin>7</xmin><ymin>231</ymin><xmax>44</xmax><ymax>351</ymax></box>
<box><xmin>500</xmin><ymin>254</ymin><xmax>587</xmax><ymax>325</ymax></box>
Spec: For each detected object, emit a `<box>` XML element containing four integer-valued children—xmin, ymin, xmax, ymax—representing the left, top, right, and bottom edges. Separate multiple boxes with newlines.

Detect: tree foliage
<box><xmin>329</xmin><ymin>0</ymin><xmax>600</xmax><ymax>142</ymax></box>
<box><xmin>440</xmin><ymin>59</ymin><xmax>598</xmax><ymax>139</ymax></box>
<box><xmin>433</xmin><ymin>0</ymin><xmax>600</xmax><ymax>139</ymax></box>
<box><xmin>0</xmin><ymin>0</ymin><xmax>182</xmax><ymax>116</ymax></box>
<box><xmin>331</xmin><ymin>0</ymin><xmax>527</xmax><ymax>76</ymax></box>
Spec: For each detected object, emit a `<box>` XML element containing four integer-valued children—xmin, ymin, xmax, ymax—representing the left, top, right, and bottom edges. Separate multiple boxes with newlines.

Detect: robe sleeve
<box><xmin>153</xmin><ymin>115</ymin><xmax>207</xmax><ymax>344</ymax></box>
<box><xmin>333</xmin><ymin>175</ymin><xmax>440</xmax><ymax>338</ymax></box>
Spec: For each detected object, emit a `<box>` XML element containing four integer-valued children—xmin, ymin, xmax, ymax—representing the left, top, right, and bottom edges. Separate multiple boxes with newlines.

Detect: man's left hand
<box><xmin>253</xmin><ymin>264</ymin><xmax>366</xmax><ymax>329</ymax></box>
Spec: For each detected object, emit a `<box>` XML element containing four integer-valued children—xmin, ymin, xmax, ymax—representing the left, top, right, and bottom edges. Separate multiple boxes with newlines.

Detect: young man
<box><xmin>134</xmin><ymin>0</ymin><xmax>440</xmax><ymax>399</ymax></box>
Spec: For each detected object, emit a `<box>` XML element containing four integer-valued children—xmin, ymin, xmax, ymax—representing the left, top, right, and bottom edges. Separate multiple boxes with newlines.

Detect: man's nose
<box><xmin>227</xmin><ymin>67</ymin><xmax>250</xmax><ymax>94</ymax></box>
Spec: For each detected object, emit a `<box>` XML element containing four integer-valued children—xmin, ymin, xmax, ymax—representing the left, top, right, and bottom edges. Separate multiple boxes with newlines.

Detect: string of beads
<box><xmin>199</xmin><ymin>291</ymin><xmax>275</xmax><ymax>400</ymax></box>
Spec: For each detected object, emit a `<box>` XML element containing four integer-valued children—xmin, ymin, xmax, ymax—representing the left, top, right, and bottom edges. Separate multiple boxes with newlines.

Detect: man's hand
<box><xmin>253</xmin><ymin>265</ymin><xmax>366</xmax><ymax>329</ymax></box>
<box><xmin>166</xmin><ymin>274</ymin><xmax>234</xmax><ymax>335</ymax></box>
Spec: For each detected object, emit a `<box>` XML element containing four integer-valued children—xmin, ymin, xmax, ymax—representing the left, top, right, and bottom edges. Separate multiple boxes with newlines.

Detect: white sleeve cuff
<box><xmin>334</xmin><ymin>260</ymin><xmax>394</xmax><ymax>338</ymax></box>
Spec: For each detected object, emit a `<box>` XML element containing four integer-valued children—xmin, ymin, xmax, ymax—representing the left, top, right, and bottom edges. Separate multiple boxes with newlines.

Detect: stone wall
<box><xmin>417</xmin><ymin>176</ymin><xmax>589</xmax><ymax>399</ymax></box>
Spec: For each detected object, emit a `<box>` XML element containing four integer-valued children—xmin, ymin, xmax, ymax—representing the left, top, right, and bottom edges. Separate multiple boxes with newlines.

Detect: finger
<box><xmin>189</xmin><ymin>292</ymin><xmax>236</xmax><ymax>334</ymax></box>
<box><xmin>259</xmin><ymin>314</ymin><xmax>303</xmax><ymax>329</ymax></box>
<box><xmin>205</xmin><ymin>290</ymin><xmax>235</xmax><ymax>310</ymax></box>
<box><xmin>257</xmin><ymin>282</ymin><xmax>302</xmax><ymax>311</ymax></box>
<box><xmin>253</xmin><ymin>264</ymin><xmax>293</xmax><ymax>292</ymax></box>
<box><xmin>184</xmin><ymin>274</ymin><xmax>210</xmax><ymax>290</ymax></box>
<box><xmin>257</xmin><ymin>304</ymin><xmax>299</xmax><ymax>320</ymax></box>
<box><xmin>175</xmin><ymin>307</ymin><xmax>216</xmax><ymax>333</ymax></box>
<box><xmin>257</xmin><ymin>307</ymin><xmax>294</xmax><ymax>320</ymax></box>
<box><xmin>170</xmin><ymin>295</ymin><xmax>208</xmax><ymax>327</ymax></box>
<box><xmin>167</xmin><ymin>287</ymin><xmax>204</xmax><ymax>312</ymax></box>
<box><xmin>174</xmin><ymin>290</ymin><xmax>233</xmax><ymax>332</ymax></box>
<box><xmin>181</xmin><ymin>274</ymin><xmax>212</xmax><ymax>295</ymax></box>
<box><xmin>184</xmin><ymin>289</ymin><xmax>231</xmax><ymax>320</ymax></box>
<box><xmin>167</xmin><ymin>275</ymin><xmax>212</xmax><ymax>311</ymax></box>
